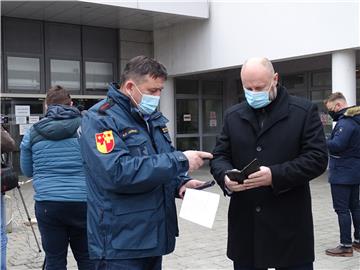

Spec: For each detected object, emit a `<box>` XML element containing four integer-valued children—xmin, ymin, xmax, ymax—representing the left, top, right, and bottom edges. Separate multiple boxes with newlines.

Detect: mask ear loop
<box><xmin>126</xmin><ymin>81</ymin><xmax>143</xmax><ymax>107</ymax></box>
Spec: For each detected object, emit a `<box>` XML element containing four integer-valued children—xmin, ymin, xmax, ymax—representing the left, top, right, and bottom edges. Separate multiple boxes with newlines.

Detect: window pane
<box><xmin>176</xmin><ymin>137</ymin><xmax>199</xmax><ymax>151</ymax></box>
<box><xmin>312</xmin><ymin>71</ymin><xmax>331</xmax><ymax>87</ymax></box>
<box><xmin>86</xmin><ymin>62</ymin><xmax>113</xmax><ymax>90</ymax></box>
<box><xmin>7</xmin><ymin>57</ymin><xmax>40</xmax><ymax>90</ymax></box>
<box><xmin>202</xmin><ymin>81</ymin><xmax>223</xmax><ymax>95</ymax></box>
<box><xmin>203</xmin><ymin>99</ymin><xmax>222</xmax><ymax>133</ymax></box>
<box><xmin>282</xmin><ymin>74</ymin><xmax>305</xmax><ymax>89</ymax></box>
<box><xmin>50</xmin><ymin>59</ymin><xmax>80</xmax><ymax>91</ymax></box>
<box><xmin>176</xmin><ymin>79</ymin><xmax>199</xmax><ymax>95</ymax></box>
<box><xmin>176</xmin><ymin>99</ymin><xmax>199</xmax><ymax>134</ymax></box>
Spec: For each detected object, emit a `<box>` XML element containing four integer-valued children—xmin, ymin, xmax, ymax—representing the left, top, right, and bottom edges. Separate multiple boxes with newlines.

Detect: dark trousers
<box><xmin>233</xmin><ymin>262</ymin><xmax>313</xmax><ymax>270</ymax></box>
<box><xmin>93</xmin><ymin>256</ymin><xmax>162</xmax><ymax>270</ymax></box>
<box><xmin>331</xmin><ymin>184</ymin><xmax>360</xmax><ymax>245</ymax></box>
<box><xmin>35</xmin><ymin>201</ymin><xmax>94</xmax><ymax>270</ymax></box>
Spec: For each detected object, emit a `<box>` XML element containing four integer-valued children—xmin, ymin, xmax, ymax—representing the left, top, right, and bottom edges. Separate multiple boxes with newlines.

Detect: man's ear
<box><xmin>274</xmin><ymin>73</ymin><xmax>279</xmax><ymax>85</ymax></box>
<box><xmin>124</xmin><ymin>80</ymin><xmax>134</xmax><ymax>92</ymax></box>
<box><xmin>70</xmin><ymin>101</ymin><xmax>73</xmax><ymax>106</ymax></box>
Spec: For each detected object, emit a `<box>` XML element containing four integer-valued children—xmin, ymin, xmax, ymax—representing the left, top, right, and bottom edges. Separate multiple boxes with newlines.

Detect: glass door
<box><xmin>175</xmin><ymin>79</ymin><xmax>223</xmax><ymax>152</ymax></box>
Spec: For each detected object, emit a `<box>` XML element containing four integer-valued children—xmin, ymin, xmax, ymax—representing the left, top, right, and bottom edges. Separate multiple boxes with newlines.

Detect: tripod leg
<box><xmin>16</xmin><ymin>185</ymin><xmax>42</xmax><ymax>253</ymax></box>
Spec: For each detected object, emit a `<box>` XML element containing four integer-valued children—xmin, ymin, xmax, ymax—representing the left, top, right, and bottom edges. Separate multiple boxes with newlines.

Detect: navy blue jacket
<box><xmin>78</xmin><ymin>83</ymin><xmax>190</xmax><ymax>260</ymax></box>
<box><xmin>327</xmin><ymin>106</ymin><xmax>360</xmax><ymax>185</ymax></box>
<box><xmin>20</xmin><ymin>105</ymin><xmax>87</xmax><ymax>202</ymax></box>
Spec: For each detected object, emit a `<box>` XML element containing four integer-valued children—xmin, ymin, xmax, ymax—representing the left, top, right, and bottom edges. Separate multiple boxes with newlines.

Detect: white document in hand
<box><xmin>179</xmin><ymin>188</ymin><xmax>220</xmax><ymax>229</ymax></box>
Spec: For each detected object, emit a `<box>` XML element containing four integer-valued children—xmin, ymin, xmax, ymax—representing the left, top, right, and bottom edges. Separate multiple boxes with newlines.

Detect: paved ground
<box><xmin>4</xmin><ymin>168</ymin><xmax>360</xmax><ymax>269</ymax></box>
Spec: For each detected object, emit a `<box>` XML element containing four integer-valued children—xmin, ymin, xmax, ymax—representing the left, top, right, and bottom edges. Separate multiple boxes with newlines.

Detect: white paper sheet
<box><xmin>179</xmin><ymin>188</ymin><xmax>220</xmax><ymax>229</ymax></box>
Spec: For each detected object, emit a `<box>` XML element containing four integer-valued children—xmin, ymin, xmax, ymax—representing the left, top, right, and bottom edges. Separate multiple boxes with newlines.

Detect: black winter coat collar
<box><xmin>237</xmin><ymin>85</ymin><xmax>289</xmax><ymax>138</ymax></box>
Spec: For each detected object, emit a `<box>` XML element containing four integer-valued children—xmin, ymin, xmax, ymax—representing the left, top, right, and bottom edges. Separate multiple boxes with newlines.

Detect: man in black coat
<box><xmin>210</xmin><ymin>57</ymin><xmax>328</xmax><ymax>270</ymax></box>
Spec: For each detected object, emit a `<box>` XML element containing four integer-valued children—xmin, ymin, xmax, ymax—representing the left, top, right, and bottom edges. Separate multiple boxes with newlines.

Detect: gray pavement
<box><xmin>4</xmin><ymin>168</ymin><xmax>360</xmax><ymax>269</ymax></box>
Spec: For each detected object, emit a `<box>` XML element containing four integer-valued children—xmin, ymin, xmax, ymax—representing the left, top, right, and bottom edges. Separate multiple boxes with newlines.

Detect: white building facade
<box><xmin>1</xmin><ymin>0</ymin><xmax>360</xmax><ymax>169</ymax></box>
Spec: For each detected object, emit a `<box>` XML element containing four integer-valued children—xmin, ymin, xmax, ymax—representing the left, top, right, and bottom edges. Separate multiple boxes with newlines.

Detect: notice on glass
<box><xmin>29</xmin><ymin>115</ymin><xmax>40</xmax><ymax>124</ymax></box>
<box><xmin>179</xmin><ymin>189</ymin><xmax>220</xmax><ymax>229</ymax></box>
<box><xmin>15</xmin><ymin>105</ymin><xmax>30</xmax><ymax>117</ymax></box>
<box><xmin>16</xmin><ymin>116</ymin><xmax>27</xmax><ymax>125</ymax></box>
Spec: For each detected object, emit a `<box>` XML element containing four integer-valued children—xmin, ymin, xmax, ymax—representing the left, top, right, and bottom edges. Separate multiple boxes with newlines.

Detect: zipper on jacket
<box><xmin>144</xmin><ymin>119</ymin><xmax>158</xmax><ymax>153</ymax></box>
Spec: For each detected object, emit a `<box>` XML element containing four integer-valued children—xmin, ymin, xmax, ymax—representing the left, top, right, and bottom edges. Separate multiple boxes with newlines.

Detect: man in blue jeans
<box><xmin>324</xmin><ymin>92</ymin><xmax>360</xmax><ymax>257</ymax></box>
<box><xmin>20</xmin><ymin>86</ymin><xmax>94</xmax><ymax>269</ymax></box>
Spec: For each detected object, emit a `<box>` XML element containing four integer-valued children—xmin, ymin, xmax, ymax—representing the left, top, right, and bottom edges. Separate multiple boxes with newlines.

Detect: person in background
<box><xmin>78</xmin><ymin>55</ymin><xmax>213</xmax><ymax>270</ymax></box>
<box><xmin>20</xmin><ymin>86</ymin><xmax>94</xmax><ymax>270</ymax></box>
<box><xmin>210</xmin><ymin>57</ymin><xmax>328</xmax><ymax>270</ymax></box>
<box><xmin>324</xmin><ymin>92</ymin><xmax>360</xmax><ymax>257</ymax></box>
<box><xmin>1</xmin><ymin>125</ymin><xmax>16</xmax><ymax>270</ymax></box>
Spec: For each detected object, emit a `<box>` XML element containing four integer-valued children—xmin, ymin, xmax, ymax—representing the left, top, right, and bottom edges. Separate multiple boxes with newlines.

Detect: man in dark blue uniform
<box><xmin>78</xmin><ymin>56</ymin><xmax>213</xmax><ymax>270</ymax></box>
<box><xmin>324</xmin><ymin>92</ymin><xmax>360</xmax><ymax>257</ymax></box>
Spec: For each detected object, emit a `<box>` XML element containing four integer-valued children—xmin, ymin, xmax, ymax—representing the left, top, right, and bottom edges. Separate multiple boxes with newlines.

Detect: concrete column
<box><xmin>332</xmin><ymin>49</ymin><xmax>356</xmax><ymax>105</ymax></box>
<box><xmin>160</xmin><ymin>77</ymin><xmax>175</xmax><ymax>142</ymax></box>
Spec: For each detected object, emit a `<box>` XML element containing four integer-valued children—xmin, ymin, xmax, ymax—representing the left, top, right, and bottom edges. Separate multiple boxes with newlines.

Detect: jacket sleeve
<box><xmin>79</xmin><ymin>113</ymin><xmax>189</xmax><ymax>194</ymax></box>
<box><xmin>210</xmin><ymin>113</ymin><xmax>235</xmax><ymax>195</ymax></box>
<box><xmin>326</xmin><ymin>119</ymin><xmax>354</xmax><ymax>154</ymax></box>
<box><xmin>270</xmin><ymin>103</ymin><xmax>328</xmax><ymax>195</ymax></box>
<box><xmin>20</xmin><ymin>129</ymin><xmax>33</xmax><ymax>177</ymax></box>
<box><xmin>1</xmin><ymin>126</ymin><xmax>16</xmax><ymax>153</ymax></box>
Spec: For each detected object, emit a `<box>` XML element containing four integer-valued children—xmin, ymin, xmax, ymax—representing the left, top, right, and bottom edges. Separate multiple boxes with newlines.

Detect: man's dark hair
<box><xmin>46</xmin><ymin>85</ymin><xmax>71</xmax><ymax>106</ymax></box>
<box><xmin>120</xmin><ymin>56</ymin><xmax>167</xmax><ymax>87</ymax></box>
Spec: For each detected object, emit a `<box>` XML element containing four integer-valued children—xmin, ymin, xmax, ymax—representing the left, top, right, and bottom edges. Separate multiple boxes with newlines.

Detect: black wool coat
<box><xmin>210</xmin><ymin>86</ymin><xmax>328</xmax><ymax>268</ymax></box>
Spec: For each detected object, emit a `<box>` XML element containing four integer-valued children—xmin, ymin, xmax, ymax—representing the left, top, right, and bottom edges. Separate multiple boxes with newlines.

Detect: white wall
<box><xmin>80</xmin><ymin>0</ymin><xmax>209</xmax><ymax>18</ymax></box>
<box><xmin>119</xmin><ymin>29</ymin><xmax>153</xmax><ymax>76</ymax></box>
<box><xmin>154</xmin><ymin>1</ymin><xmax>359</xmax><ymax>76</ymax></box>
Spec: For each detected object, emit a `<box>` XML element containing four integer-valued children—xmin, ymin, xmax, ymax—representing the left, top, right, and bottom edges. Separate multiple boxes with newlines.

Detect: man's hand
<box><xmin>183</xmin><ymin>151</ymin><xmax>213</xmax><ymax>172</ymax></box>
<box><xmin>224</xmin><ymin>175</ymin><xmax>246</xmax><ymax>192</ymax></box>
<box><xmin>225</xmin><ymin>166</ymin><xmax>272</xmax><ymax>192</ymax></box>
<box><xmin>179</xmin><ymin>179</ymin><xmax>205</xmax><ymax>199</ymax></box>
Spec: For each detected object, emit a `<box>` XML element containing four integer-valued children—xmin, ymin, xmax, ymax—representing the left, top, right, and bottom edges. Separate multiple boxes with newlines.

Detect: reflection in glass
<box><xmin>50</xmin><ymin>59</ymin><xmax>80</xmax><ymax>91</ymax></box>
<box><xmin>7</xmin><ymin>57</ymin><xmax>40</xmax><ymax>90</ymax></box>
<box><xmin>86</xmin><ymin>62</ymin><xmax>113</xmax><ymax>90</ymax></box>
<box><xmin>203</xmin><ymin>99</ymin><xmax>222</xmax><ymax>133</ymax></box>
<box><xmin>176</xmin><ymin>137</ymin><xmax>199</xmax><ymax>151</ymax></box>
<box><xmin>176</xmin><ymin>99</ymin><xmax>199</xmax><ymax>134</ymax></box>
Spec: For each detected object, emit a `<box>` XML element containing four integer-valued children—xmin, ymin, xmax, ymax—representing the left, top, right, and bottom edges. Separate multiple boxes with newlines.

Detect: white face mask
<box><xmin>128</xmin><ymin>83</ymin><xmax>160</xmax><ymax>115</ymax></box>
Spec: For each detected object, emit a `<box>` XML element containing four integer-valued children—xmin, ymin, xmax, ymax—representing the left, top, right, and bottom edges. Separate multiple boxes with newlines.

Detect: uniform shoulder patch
<box><xmin>95</xmin><ymin>130</ymin><xmax>115</xmax><ymax>154</ymax></box>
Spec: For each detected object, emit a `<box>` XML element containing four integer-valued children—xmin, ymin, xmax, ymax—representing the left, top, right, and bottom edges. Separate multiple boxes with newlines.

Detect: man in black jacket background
<box><xmin>210</xmin><ymin>57</ymin><xmax>328</xmax><ymax>270</ymax></box>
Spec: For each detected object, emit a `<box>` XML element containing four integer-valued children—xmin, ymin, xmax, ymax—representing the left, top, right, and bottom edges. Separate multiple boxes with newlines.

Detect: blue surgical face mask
<box><xmin>243</xmin><ymin>83</ymin><xmax>273</xmax><ymax>109</ymax></box>
<box><xmin>129</xmin><ymin>83</ymin><xmax>160</xmax><ymax>115</ymax></box>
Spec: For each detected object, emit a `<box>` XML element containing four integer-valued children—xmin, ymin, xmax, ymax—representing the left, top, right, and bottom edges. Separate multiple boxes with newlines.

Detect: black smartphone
<box><xmin>194</xmin><ymin>180</ymin><xmax>216</xmax><ymax>190</ymax></box>
<box><xmin>242</xmin><ymin>158</ymin><xmax>260</xmax><ymax>178</ymax></box>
